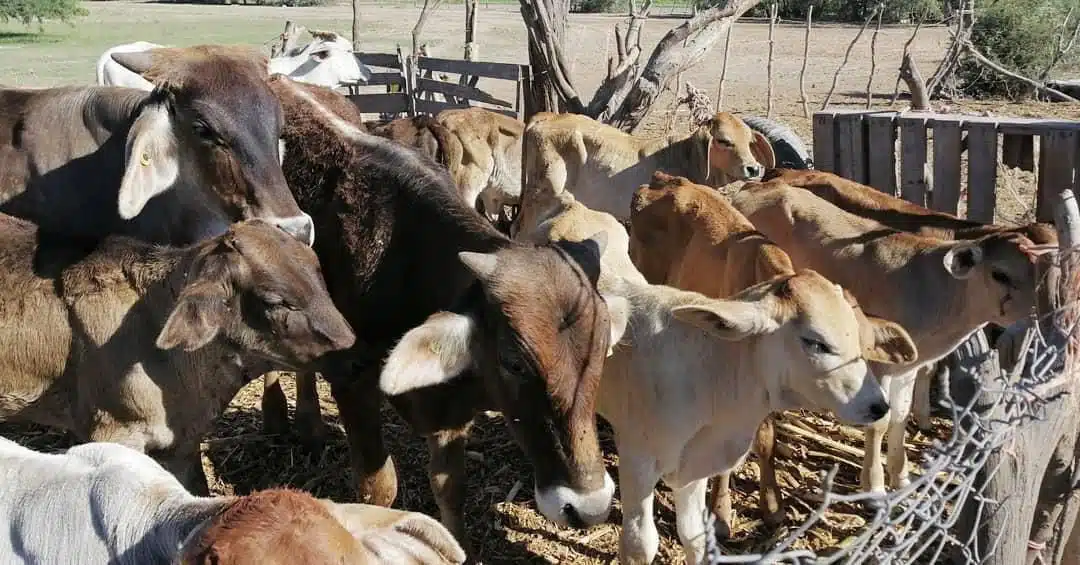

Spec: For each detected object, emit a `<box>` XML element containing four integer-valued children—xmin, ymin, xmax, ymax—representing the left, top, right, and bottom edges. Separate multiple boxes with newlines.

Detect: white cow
<box><xmin>96</xmin><ymin>32</ymin><xmax>372</xmax><ymax>91</ymax></box>
<box><xmin>0</xmin><ymin>437</ymin><xmax>466</xmax><ymax>564</ymax></box>
<box><xmin>518</xmin><ymin>195</ymin><xmax>917</xmax><ymax>565</ymax></box>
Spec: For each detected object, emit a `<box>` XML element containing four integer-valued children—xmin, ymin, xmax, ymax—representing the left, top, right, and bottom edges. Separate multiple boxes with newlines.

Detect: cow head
<box><xmin>110</xmin><ymin>45</ymin><xmax>315</xmax><ymax>246</ymax></box>
<box><xmin>156</xmin><ymin>219</ymin><xmax>355</xmax><ymax>367</ymax></box>
<box><xmin>943</xmin><ymin>231</ymin><xmax>1049</xmax><ymax>324</ymax></box>
<box><xmin>379</xmin><ymin>235</ymin><xmax>627</xmax><ymax>530</ymax></box>
<box><xmin>672</xmin><ymin>270</ymin><xmax>916</xmax><ymax>426</ymax></box>
<box><xmin>691</xmin><ymin>112</ymin><xmax>776</xmax><ymax>186</ymax></box>
<box><xmin>274</xmin><ymin>31</ymin><xmax>372</xmax><ymax>89</ymax></box>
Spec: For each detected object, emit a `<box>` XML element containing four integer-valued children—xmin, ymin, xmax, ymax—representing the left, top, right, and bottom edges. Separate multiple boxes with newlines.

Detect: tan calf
<box><xmin>731</xmin><ymin>181</ymin><xmax>1044</xmax><ymax>494</ymax></box>
<box><xmin>435</xmin><ymin>108</ymin><xmax>525</xmax><ymax>219</ymax></box>
<box><xmin>512</xmin><ymin>111</ymin><xmax>776</xmax><ymax>236</ymax></box>
<box><xmin>762</xmin><ymin>167</ymin><xmax>1059</xmax><ymax>430</ymax></box>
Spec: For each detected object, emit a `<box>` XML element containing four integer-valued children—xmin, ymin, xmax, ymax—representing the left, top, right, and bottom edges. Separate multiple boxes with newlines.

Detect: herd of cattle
<box><xmin>0</xmin><ymin>34</ymin><xmax>1056</xmax><ymax>565</ymax></box>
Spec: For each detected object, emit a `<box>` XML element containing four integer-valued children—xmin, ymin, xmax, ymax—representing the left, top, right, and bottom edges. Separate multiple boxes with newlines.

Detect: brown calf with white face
<box><xmin>0</xmin><ymin>217</ymin><xmax>354</xmax><ymax>494</ymax></box>
<box><xmin>512</xmin><ymin>111</ymin><xmax>776</xmax><ymax>237</ymax></box>
<box><xmin>268</xmin><ymin>76</ymin><xmax>623</xmax><ymax>558</ymax></box>
<box><xmin>0</xmin><ymin>45</ymin><xmax>313</xmax><ymax>246</ymax></box>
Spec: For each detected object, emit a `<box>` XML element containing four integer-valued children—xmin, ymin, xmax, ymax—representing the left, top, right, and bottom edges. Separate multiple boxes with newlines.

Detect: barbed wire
<box><xmin>698</xmin><ymin>281</ymin><xmax>1076</xmax><ymax>564</ymax></box>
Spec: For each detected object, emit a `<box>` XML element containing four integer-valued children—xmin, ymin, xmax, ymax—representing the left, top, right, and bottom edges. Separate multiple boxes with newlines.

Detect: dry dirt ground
<box><xmin>2</xmin><ymin>2</ymin><xmax>1079</xmax><ymax>563</ymax></box>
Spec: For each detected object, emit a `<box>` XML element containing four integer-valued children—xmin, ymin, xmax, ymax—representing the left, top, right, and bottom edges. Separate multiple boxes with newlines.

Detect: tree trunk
<box><xmin>520</xmin><ymin>0</ymin><xmax>582</xmax><ymax>114</ymax></box>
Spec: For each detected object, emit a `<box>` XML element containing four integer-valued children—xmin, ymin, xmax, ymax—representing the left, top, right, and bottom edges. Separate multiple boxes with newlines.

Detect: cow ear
<box><xmin>156</xmin><ymin>285</ymin><xmax>230</xmax><ymax>351</ymax></box>
<box><xmin>863</xmin><ymin>315</ymin><xmax>919</xmax><ymax>365</ymax></box>
<box><xmin>380</xmin><ymin>312</ymin><xmax>475</xmax><ymax>395</ymax></box>
<box><xmin>671</xmin><ymin>299</ymin><xmax>779</xmax><ymax>341</ymax></box>
<box><xmin>751</xmin><ymin>130</ymin><xmax>777</xmax><ymax>169</ymax></box>
<box><xmin>324</xmin><ymin>502</ymin><xmax>466</xmax><ymax>565</ymax></box>
<box><xmin>111</xmin><ymin>50</ymin><xmax>156</xmax><ymax>77</ymax></box>
<box><xmin>696</xmin><ymin>128</ymin><xmax>713</xmax><ymax>182</ymax></box>
<box><xmin>602</xmin><ymin>293</ymin><xmax>630</xmax><ymax>357</ymax></box>
<box><xmin>943</xmin><ymin>241</ymin><xmax>983</xmax><ymax>279</ymax></box>
<box><xmin>119</xmin><ymin>104</ymin><xmax>179</xmax><ymax>219</ymax></box>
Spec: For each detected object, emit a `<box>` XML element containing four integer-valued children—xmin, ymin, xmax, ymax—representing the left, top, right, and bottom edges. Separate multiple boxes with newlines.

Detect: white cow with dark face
<box><xmin>96</xmin><ymin>31</ymin><xmax>371</xmax><ymax>91</ymax></box>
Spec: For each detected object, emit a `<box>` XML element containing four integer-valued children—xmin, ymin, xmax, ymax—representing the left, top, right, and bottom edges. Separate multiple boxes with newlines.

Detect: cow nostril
<box><xmin>563</xmin><ymin>503</ymin><xmax>585</xmax><ymax>528</ymax></box>
<box><xmin>869</xmin><ymin>401</ymin><xmax>890</xmax><ymax>421</ymax></box>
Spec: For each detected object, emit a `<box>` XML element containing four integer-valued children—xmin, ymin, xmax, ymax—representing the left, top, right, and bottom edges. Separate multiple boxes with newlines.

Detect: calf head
<box><xmin>379</xmin><ymin>236</ymin><xmax>629</xmax><ymax>530</ymax></box>
<box><xmin>178</xmin><ymin>489</ymin><xmax>464</xmax><ymax>565</ymax></box>
<box><xmin>156</xmin><ymin>219</ymin><xmax>355</xmax><ymax>367</ymax></box>
<box><xmin>283</xmin><ymin>31</ymin><xmax>372</xmax><ymax>88</ymax></box>
<box><xmin>942</xmin><ymin>231</ymin><xmax>1048</xmax><ymax>324</ymax></box>
<box><xmin>672</xmin><ymin>270</ymin><xmax>917</xmax><ymax>426</ymax></box>
<box><xmin>110</xmin><ymin>45</ymin><xmax>315</xmax><ymax>245</ymax></box>
<box><xmin>691</xmin><ymin>112</ymin><xmax>776</xmax><ymax>186</ymax></box>
<box><xmin>628</xmin><ymin>172</ymin><xmax>714</xmax><ymax>284</ymax></box>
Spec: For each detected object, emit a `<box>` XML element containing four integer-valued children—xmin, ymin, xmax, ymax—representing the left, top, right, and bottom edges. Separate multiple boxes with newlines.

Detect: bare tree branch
<box><xmin>799</xmin><ymin>6</ymin><xmax>812</xmax><ymax>118</ymax></box>
<box><xmin>822</xmin><ymin>3</ymin><xmax>880</xmax><ymax>110</ymax></box>
<box><xmin>412</xmin><ymin>0</ymin><xmax>446</xmax><ymax>56</ymax></box>
<box><xmin>962</xmin><ymin>40</ymin><xmax>1080</xmax><ymax>102</ymax></box>
<box><xmin>1038</xmin><ymin>7</ymin><xmax>1080</xmax><ymax>82</ymax></box>
<box><xmin>607</xmin><ymin>0</ymin><xmax>762</xmax><ymax>131</ymax></box>
<box><xmin>891</xmin><ymin>13</ymin><xmax>924</xmax><ymax>106</ymax></box>
<box><xmin>715</xmin><ymin>16</ymin><xmax>734</xmax><ymax>111</ymax></box>
<box><xmin>866</xmin><ymin>5</ymin><xmax>883</xmax><ymax>109</ymax></box>
<box><xmin>519</xmin><ymin>0</ymin><xmax>587</xmax><ymax>113</ymax></box>
<box><xmin>587</xmin><ymin>0</ymin><xmax>652</xmax><ymax>120</ymax></box>
<box><xmin>766</xmin><ymin>2</ymin><xmax>776</xmax><ymax>117</ymax></box>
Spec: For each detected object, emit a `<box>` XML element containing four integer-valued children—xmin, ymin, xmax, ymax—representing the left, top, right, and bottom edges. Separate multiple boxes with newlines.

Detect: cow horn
<box><xmin>111</xmin><ymin>50</ymin><xmax>158</xmax><ymax>77</ymax></box>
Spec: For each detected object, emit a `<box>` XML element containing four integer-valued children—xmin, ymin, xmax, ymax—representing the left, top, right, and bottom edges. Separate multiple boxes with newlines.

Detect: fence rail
<box><xmin>813</xmin><ymin>109</ymin><xmax>1080</xmax><ymax>223</ymax></box>
<box><xmin>348</xmin><ymin>51</ymin><xmax>529</xmax><ymax>120</ymax></box>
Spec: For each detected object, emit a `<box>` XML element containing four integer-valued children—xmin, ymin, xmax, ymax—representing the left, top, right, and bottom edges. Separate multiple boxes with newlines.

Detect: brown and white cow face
<box><xmin>380</xmin><ymin>236</ymin><xmax>627</xmax><ymax>529</ymax></box>
<box><xmin>111</xmin><ymin>45</ymin><xmax>315</xmax><ymax>245</ymax></box>
<box><xmin>943</xmin><ymin>231</ymin><xmax>1045</xmax><ymax>324</ymax></box>
<box><xmin>156</xmin><ymin>219</ymin><xmax>355</xmax><ymax>367</ymax></box>
<box><xmin>673</xmin><ymin>270</ymin><xmax>916</xmax><ymax>426</ymax></box>
<box><xmin>692</xmin><ymin>112</ymin><xmax>776</xmax><ymax>186</ymax></box>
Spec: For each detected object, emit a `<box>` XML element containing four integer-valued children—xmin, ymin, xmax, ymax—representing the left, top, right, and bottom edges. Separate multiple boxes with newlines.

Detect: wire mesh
<box><xmin>699</xmin><ymin>253</ymin><xmax>1078</xmax><ymax>565</ymax></box>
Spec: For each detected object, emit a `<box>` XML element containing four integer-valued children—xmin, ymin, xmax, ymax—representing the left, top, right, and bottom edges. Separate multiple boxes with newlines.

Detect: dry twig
<box><xmin>798</xmin><ymin>6</ymin><xmax>812</xmax><ymax>118</ymax></box>
<box><xmin>865</xmin><ymin>5</ymin><xmax>883</xmax><ymax>109</ymax></box>
<box><xmin>822</xmin><ymin>4</ymin><xmax>881</xmax><ymax>109</ymax></box>
<box><xmin>766</xmin><ymin>2</ymin><xmax>777</xmax><ymax>117</ymax></box>
<box><xmin>891</xmin><ymin>14</ymin><xmax>925</xmax><ymax>106</ymax></box>
<box><xmin>716</xmin><ymin>17</ymin><xmax>734</xmax><ymax>111</ymax></box>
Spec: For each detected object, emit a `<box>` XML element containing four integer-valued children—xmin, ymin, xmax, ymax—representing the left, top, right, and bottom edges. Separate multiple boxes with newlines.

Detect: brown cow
<box><xmin>0</xmin><ymin>217</ymin><xmax>355</xmax><ymax>494</ymax></box>
<box><xmin>435</xmin><ymin>108</ymin><xmax>525</xmax><ymax>220</ymax></box>
<box><xmin>0</xmin><ymin>45</ymin><xmax>313</xmax><ymax>246</ymax></box>
<box><xmin>513</xmin><ymin>111</ymin><xmax>777</xmax><ymax>237</ymax></box>
<box><xmin>268</xmin><ymin>76</ymin><xmax>627</xmax><ymax>558</ymax></box>
<box><xmin>0</xmin><ymin>438</ymin><xmax>464</xmax><ymax>564</ymax></box>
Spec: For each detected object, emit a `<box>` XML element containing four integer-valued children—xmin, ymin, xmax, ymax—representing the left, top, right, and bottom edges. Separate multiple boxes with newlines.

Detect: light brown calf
<box><xmin>731</xmin><ymin>181</ymin><xmax>1044</xmax><ymax>494</ymax></box>
<box><xmin>513</xmin><ymin>111</ymin><xmax>776</xmax><ymax>237</ymax></box>
<box><xmin>435</xmin><ymin>107</ymin><xmax>525</xmax><ymax>220</ymax></box>
<box><xmin>762</xmin><ymin>167</ymin><xmax>1059</xmax><ymax>430</ymax></box>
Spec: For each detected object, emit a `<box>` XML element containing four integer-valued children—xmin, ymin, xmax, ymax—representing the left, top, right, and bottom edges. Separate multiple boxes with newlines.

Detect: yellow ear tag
<box><xmin>429</xmin><ymin>340</ymin><xmax>441</xmax><ymax>356</ymax></box>
<box><xmin>140</xmin><ymin>152</ymin><xmax>151</xmax><ymax>167</ymax></box>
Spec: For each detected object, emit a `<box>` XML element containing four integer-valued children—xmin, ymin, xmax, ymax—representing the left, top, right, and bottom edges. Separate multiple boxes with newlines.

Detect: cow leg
<box><xmin>331</xmin><ymin>377</ymin><xmax>398</xmax><ymax>507</ymax></box>
<box><xmin>912</xmin><ymin>363</ymin><xmax>939</xmax><ymax>433</ymax></box>
<box><xmin>162</xmin><ymin>443</ymin><xmax>210</xmax><ymax>497</ymax></box>
<box><xmin>860</xmin><ymin>377</ymin><xmax>891</xmax><ymax>495</ymax></box>
<box><xmin>706</xmin><ymin>473</ymin><xmax>734</xmax><ymax>542</ymax></box>
<box><xmin>673</xmin><ymin>478</ymin><xmax>710</xmax><ymax>565</ymax></box>
<box><xmin>294</xmin><ymin>371</ymin><xmax>326</xmax><ymax>453</ymax></box>
<box><xmin>753</xmin><ymin>415</ymin><xmax>784</xmax><ymax>528</ymax></box>
<box><xmin>885</xmin><ymin>372</ymin><xmax>918</xmax><ymax>489</ymax></box>
<box><xmin>617</xmin><ymin>454</ymin><xmax>660</xmax><ymax>565</ymax></box>
<box><xmin>426</xmin><ymin>425</ymin><xmax>473</xmax><ymax>558</ymax></box>
<box><xmin>262</xmin><ymin>371</ymin><xmax>291</xmax><ymax>436</ymax></box>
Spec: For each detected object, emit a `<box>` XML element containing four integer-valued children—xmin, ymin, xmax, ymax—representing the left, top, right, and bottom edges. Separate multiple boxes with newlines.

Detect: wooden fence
<box><xmin>813</xmin><ymin>109</ymin><xmax>1080</xmax><ymax>223</ymax></box>
<box><xmin>349</xmin><ymin>51</ymin><xmax>530</xmax><ymax>120</ymax></box>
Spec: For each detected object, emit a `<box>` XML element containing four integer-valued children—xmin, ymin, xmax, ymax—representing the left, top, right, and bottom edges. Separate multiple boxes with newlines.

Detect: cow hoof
<box><xmin>358</xmin><ymin>456</ymin><xmax>399</xmax><ymax>508</ymax></box>
<box><xmin>295</xmin><ymin>414</ymin><xmax>327</xmax><ymax>456</ymax></box>
<box><xmin>712</xmin><ymin>516</ymin><xmax>733</xmax><ymax>543</ymax></box>
<box><xmin>261</xmin><ymin>409</ymin><xmax>291</xmax><ymax>436</ymax></box>
<box><xmin>891</xmin><ymin>476</ymin><xmax>911</xmax><ymax>490</ymax></box>
<box><xmin>762</xmin><ymin>507</ymin><xmax>785</xmax><ymax>529</ymax></box>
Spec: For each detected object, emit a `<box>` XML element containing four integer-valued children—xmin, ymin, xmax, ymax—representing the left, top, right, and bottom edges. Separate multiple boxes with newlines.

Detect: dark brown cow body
<box><xmin>268</xmin><ymin>76</ymin><xmax>620</xmax><ymax>558</ymax></box>
<box><xmin>0</xmin><ymin>45</ymin><xmax>313</xmax><ymax>246</ymax></box>
<box><xmin>0</xmin><ymin>218</ymin><xmax>354</xmax><ymax>494</ymax></box>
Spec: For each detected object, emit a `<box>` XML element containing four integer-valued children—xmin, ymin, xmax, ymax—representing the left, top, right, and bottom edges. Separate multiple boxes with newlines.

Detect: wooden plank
<box><xmin>414</xmin><ymin>98</ymin><xmax>518</xmax><ymax>118</ymax></box>
<box><xmin>417</xmin><ymin>56</ymin><xmax>521</xmax><ymax>80</ymax></box>
<box><xmin>833</xmin><ymin>114</ymin><xmax>867</xmax><ymax>183</ymax></box>
<box><xmin>364</xmin><ymin>72</ymin><xmax>405</xmax><ymax>87</ymax></box>
<box><xmin>1002</xmin><ymin>134</ymin><xmax>1035</xmax><ymax>172</ymax></box>
<box><xmin>1036</xmin><ymin>131</ymin><xmax>1079</xmax><ymax>222</ymax></box>
<box><xmin>348</xmin><ymin>93</ymin><xmax>410</xmax><ymax>114</ymax></box>
<box><xmin>899</xmin><ymin>116</ymin><xmax>929</xmax><ymax>206</ymax></box>
<box><xmin>965</xmin><ymin>122</ymin><xmax>999</xmax><ymax>223</ymax></box>
<box><xmin>995</xmin><ymin>120</ymin><xmax>1080</xmax><ymax>135</ymax></box>
<box><xmin>356</xmin><ymin>52</ymin><xmax>401</xmax><ymax>69</ymax></box>
<box><xmin>415</xmin><ymin>77</ymin><xmax>514</xmax><ymax>108</ymax></box>
<box><xmin>931</xmin><ymin>120</ymin><xmax>964</xmax><ymax>215</ymax></box>
<box><xmin>867</xmin><ymin>113</ymin><xmax>897</xmax><ymax>195</ymax></box>
<box><xmin>812</xmin><ymin>112</ymin><xmax>836</xmax><ymax>174</ymax></box>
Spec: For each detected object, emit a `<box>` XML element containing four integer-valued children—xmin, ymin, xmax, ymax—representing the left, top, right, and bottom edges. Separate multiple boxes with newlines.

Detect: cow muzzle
<box><xmin>534</xmin><ymin>472</ymin><xmax>615</xmax><ymax>528</ymax></box>
<box><xmin>270</xmin><ymin>213</ymin><xmax>316</xmax><ymax>247</ymax></box>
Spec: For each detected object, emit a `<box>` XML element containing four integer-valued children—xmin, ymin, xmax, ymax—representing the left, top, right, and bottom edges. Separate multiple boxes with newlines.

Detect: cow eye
<box><xmin>991</xmin><ymin>270</ymin><xmax>1013</xmax><ymax>288</ymax></box>
<box><xmin>713</xmin><ymin>138</ymin><xmax>734</xmax><ymax>147</ymax></box>
<box><xmin>311</xmin><ymin>50</ymin><xmax>331</xmax><ymax>62</ymax></box>
<box><xmin>191</xmin><ymin>120</ymin><xmax>218</xmax><ymax>142</ymax></box>
<box><xmin>801</xmin><ymin>337</ymin><xmax>832</xmax><ymax>355</ymax></box>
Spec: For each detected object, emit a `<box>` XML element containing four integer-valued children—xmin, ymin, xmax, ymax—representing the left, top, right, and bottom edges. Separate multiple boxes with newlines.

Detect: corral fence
<box><xmin>347</xmin><ymin>50</ymin><xmax>530</xmax><ymax>120</ymax></box>
<box><xmin>698</xmin><ymin>111</ymin><xmax>1080</xmax><ymax>564</ymax></box>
